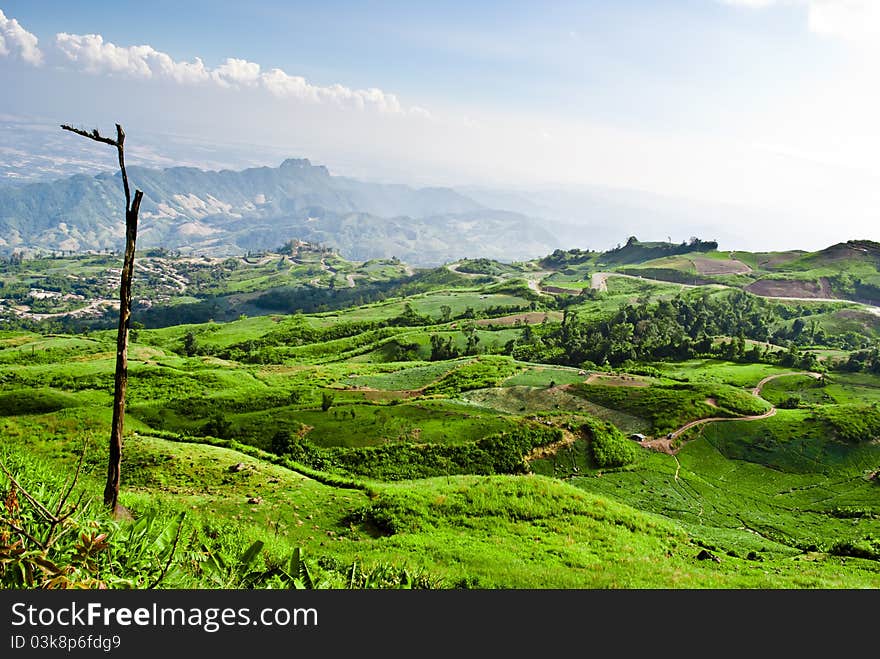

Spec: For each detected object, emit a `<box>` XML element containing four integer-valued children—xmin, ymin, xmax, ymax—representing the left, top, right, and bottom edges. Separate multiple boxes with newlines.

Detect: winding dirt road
<box><xmin>639</xmin><ymin>371</ymin><xmax>822</xmax><ymax>455</ymax></box>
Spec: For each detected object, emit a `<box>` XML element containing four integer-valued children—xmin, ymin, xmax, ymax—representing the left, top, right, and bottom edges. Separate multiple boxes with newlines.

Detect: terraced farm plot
<box><xmin>758</xmin><ymin>374</ymin><xmax>833</xmax><ymax>406</ymax></box>
<box><xmin>676</xmin><ymin>409</ymin><xmax>868</xmax><ymax>472</ymax></box>
<box><xmin>0</xmin><ymin>334</ymin><xmax>114</xmax><ymax>364</ymax></box>
<box><xmin>814</xmin><ymin>309</ymin><xmax>880</xmax><ymax>339</ymax></box>
<box><xmin>308</xmin><ymin>400</ymin><xmax>517</xmax><ymax>447</ymax></box>
<box><xmin>0</xmin><ymin>387</ymin><xmax>90</xmax><ymax>415</ymax></box>
<box><xmin>584</xmin><ymin>373</ymin><xmax>650</xmax><ymax>387</ymax></box>
<box><xmin>759</xmin><ymin>371</ymin><xmax>880</xmax><ymax>407</ymax></box>
<box><xmin>558</xmin><ymin>431</ymin><xmax>879</xmax><ymax>566</ymax></box>
<box><xmin>306</xmin><ymin>300</ymin><xmax>414</xmax><ymax>325</ymax></box>
<box><xmin>746</xmin><ymin>277</ymin><xmax>833</xmax><ymax>298</ymax></box>
<box><xmin>603</xmin><ymin>275</ymin><xmax>683</xmax><ymax>296</ymax></box>
<box><xmin>349</xmin><ymin>328</ymin><xmax>521</xmax><ymax>363</ymax></box>
<box><xmin>137</xmin><ymin>392</ymin><xmax>518</xmax><ymax>449</ymax></box>
<box><xmin>821</xmin><ymin>372</ymin><xmax>880</xmax><ymax>404</ymax></box>
<box><xmin>164</xmin><ymin>315</ymin><xmax>285</xmax><ymax>351</ymax></box>
<box><xmin>423</xmin><ymin>356</ymin><xmax>521</xmax><ymax>394</ymax></box>
<box><xmin>625</xmin><ymin>255</ymin><xmax>697</xmax><ymax>272</ymax></box>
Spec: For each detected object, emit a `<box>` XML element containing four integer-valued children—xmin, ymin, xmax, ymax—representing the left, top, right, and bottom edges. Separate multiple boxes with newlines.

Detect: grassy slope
<box><xmin>4</xmin><ymin>412</ymin><xmax>877</xmax><ymax>588</ymax></box>
<box><xmin>3</xmin><ymin>246</ymin><xmax>880</xmax><ymax>589</ymax></box>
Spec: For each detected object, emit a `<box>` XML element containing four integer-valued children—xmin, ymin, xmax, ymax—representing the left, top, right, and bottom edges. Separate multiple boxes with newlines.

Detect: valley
<box><xmin>1</xmin><ymin>236</ymin><xmax>879</xmax><ymax>589</ymax></box>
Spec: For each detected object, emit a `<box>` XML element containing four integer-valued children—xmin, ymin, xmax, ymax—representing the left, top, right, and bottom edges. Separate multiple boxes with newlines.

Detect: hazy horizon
<box><xmin>1</xmin><ymin>1</ymin><xmax>879</xmax><ymax>253</ymax></box>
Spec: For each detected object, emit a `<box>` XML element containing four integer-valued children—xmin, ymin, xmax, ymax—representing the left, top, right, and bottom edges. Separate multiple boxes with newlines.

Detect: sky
<box><xmin>1</xmin><ymin>0</ymin><xmax>879</xmax><ymax>251</ymax></box>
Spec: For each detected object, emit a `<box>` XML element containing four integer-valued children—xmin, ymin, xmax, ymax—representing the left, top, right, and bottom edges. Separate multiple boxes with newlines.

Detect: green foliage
<box><xmin>198</xmin><ymin>539</ymin><xmax>271</xmax><ymax>588</ymax></box>
<box><xmin>0</xmin><ymin>453</ymin><xmax>185</xmax><ymax>589</ymax></box>
<box><xmin>202</xmin><ymin>412</ymin><xmax>232</xmax><ymax>439</ymax></box>
<box><xmin>0</xmin><ymin>388</ymin><xmax>83</xmax><ymax>415</ymax></box>
<box><xmin>829</xmin><ymin>536</ymin><xmax>880</xmax><ymax>560</ymax></box>
<box><xmin>303</xmin><ymin>424</ymin><xmax>562</xmax><ymax>480</ymax></box>
<box><xmin>582</xmin><ymin>418</ymin><xmax>638</xmax><ymax>468</ymax></box>
<box><xmin>509</xmin><ymin>287</ymin><xmax>870</xmax><ymax>368</ymax></box>
<box><xmin>600</xmin><ymin>237</ymin><xmax>718</xmax><ymax>265</ymax></box>
<box><xmin>181</xmin><ymin>331</ymin><xmax>199</xmax><ymax>357</ymax></box>
<box><xmin>270</xmin><ymin>429</ymin><xmax>295</xmax><ymax>456</ymax></box>
<box><xmin>698</xmin><ymin>409</ymin><xmax>878</xmax><ymax>474</ymax></box>
<box><xmin>429</xmin><ymin>333</ymin><xmax>460</xmax><ymax>361</ymax></box>
<box><xmin>423</xmin><ymin>356</ymin><xmax>519</xmax><ymax>395</ymax></box>
<box><xmin>571</xmin><ymin>382</ymin><xmax>769</xmax><ymax>434</ymax></box>
<box><xmin>811</xmin><ymin>404</ymin><xmax>880</xmax><ymax>443</ymax></box>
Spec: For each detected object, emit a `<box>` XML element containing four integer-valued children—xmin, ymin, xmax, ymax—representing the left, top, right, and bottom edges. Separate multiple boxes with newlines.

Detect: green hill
<box><xmin>2</xmin><ymin>240</ymin><xmax>880</xmax><ymax>589</ymax></box>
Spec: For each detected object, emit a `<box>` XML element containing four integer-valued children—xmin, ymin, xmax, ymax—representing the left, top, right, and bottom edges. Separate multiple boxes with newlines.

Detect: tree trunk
<box><xmin>62</xmin><ymin>122</ymin><xmax>142</xmax><ymax>517</ymax></box>
<box><xmin>104</xmin><ymin>192</ymin><xmax>142</xmax><ymax>513</ymax></box>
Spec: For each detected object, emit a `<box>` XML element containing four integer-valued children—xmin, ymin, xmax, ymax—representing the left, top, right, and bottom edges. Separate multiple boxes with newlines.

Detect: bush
<box><xmin>310</xmin><ymin>424</ymin><xmax>562</xmax><ymax>480</ymax></box>
<box><xmin>582</xmin><ymin>418</ymin><xmax>638</xmax><ymax>468</ymax></box>
<box><xmin>270</xmin><ymin>430</ymin><xmax>295</xmax><ymax>455</ymax></box>
<box><xmin>811</xmin><ymin>404</ymin><xmax>880</xmax><ymax>442</ymax></box>
<box><xmin>0</xmin><ymin>453</ymin><xmax>186</xmax><ymax>589</ymax></box>
<box><xmin>423</xmin><ymin>356</ymin><xmax>518</xmax><ymax>395</ymax></box>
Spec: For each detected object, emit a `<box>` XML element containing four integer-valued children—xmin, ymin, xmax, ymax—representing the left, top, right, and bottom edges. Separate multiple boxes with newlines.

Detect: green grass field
<box><xmin>3</xmin><ymin>243</ymin><xmax>880</xmax><ymax>590</ymax></box>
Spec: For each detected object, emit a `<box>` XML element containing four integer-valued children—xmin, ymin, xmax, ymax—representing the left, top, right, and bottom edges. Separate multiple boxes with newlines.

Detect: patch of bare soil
<box><xmin>525</xmin><ymin>429</ymin><xmax>578</xmax><ymax>461</ymax></box>
<box><xmin>691</xmin><ymin>257</ymin><xmax>751</xmax><ymax>275</ymax></box>
<box><xmin>705</xmin><ymin>397</ymin><xmax>718</xmax><ymax>407</ymax></box>
<box><xmin>745</xmin><ymin>277</ymin><xmax>833</xmax><ymax>298</ymax></box>
<box><xmin>815</xmin><ymin>242</ymin><xmax>878</xmax><ymax>263</ymax></box>
<box><xmin>639</xmin><ymin>436</ymin><xmax>675</xmax><ymax>455</ymax></box>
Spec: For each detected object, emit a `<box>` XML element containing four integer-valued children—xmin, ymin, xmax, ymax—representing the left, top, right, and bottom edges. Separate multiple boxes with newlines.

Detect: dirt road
<box><xmin>639</xmin><ymin>371</ymin><xmax>821</xmax><ymax>455</ymax></box>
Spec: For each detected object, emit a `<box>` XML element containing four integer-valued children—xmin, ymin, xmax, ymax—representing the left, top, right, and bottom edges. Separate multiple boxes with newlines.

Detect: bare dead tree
<box><xmin>61</xmin><ymin>123</ymin><xmax>143</xmax><ymax>516</ymax></box>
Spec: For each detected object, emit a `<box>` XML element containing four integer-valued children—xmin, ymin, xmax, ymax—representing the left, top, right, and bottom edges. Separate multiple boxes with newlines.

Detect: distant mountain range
<box><xmin>0</xmin><ymin>158</ymin><xmax>569</xmax><ymax>266</ymax></box>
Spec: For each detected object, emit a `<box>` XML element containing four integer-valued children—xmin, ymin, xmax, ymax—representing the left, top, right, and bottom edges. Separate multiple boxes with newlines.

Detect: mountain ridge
<box><xmin>0</xmin><ymin>158</ymin><xmax>560</xmax><ymax>266</ymax></box>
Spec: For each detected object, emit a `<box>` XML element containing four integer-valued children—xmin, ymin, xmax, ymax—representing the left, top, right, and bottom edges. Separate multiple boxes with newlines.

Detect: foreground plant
<box><xmin>0</xmin><ymin>450</ymin><xmax>183</xmax><ymax>589</ymax></box>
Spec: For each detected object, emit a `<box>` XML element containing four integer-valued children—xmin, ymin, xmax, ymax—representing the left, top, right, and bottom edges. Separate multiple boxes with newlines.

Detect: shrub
<box><xmin>582</xmin><ymin>418</ymin><xmax>638</xmax><ymax>468</ymax></box>
<box><xmin>0</xmin><ymin>452</ymin><xmax>185</xmax><ymax>589</ymax></box>
<box><xmin>811</xmin><ymin>404</ymin><xmax>880</xmax><ymax>442</ymax></box>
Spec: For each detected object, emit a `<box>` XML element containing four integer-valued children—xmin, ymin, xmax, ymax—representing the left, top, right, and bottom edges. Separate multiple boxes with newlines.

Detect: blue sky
<box><xmin>1</xmin><ymin>0</ymin><xmax>825</xmax><ymax>125</ymax></box>
<box><xmin>1</xmin><ymin>1</ymin><xmax>879</xmax><ymax>248</ymax></box>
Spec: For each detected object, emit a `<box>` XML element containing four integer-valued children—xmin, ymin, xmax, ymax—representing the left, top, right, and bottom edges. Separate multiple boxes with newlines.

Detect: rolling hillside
<box><xmin>2</xmin><ymin>240</ymin><xmax>879</xmax><ymax>589</ymax></box>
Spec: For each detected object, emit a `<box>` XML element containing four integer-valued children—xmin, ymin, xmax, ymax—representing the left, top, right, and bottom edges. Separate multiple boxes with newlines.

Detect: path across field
<box><xmin>639</xmin><ymin>371</ymin><xmax>822</xmax><ymax>455</ymax></box>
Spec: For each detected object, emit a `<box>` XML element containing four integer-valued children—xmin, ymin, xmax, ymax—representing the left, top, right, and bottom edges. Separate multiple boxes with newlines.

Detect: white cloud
<box><xmin>721</xmin><ymin>0</ymin><xmax>880</xmax><ymax>44</ymax></box>
<box><xmin>53</xmin><ymin>32</ymin><xmax>419</xmax><ymax>115</ymax></box>
<box><xmin>0</xmin><ymin>9</ymin><xmax>42</xmax><ymax>65</ymax></box>
<box><xmin>807</xmin><ymin>0</ymin><xmax>880</xmax><ymax>45</ymax></box>
<box><xmin>213</xmin><ymin>58</ymin><xmax>261</xmax><ymax>87</ymax></box>
<box><xmin>57</xmin><ymin>33</ymin><xmax>177</xmax><ymax>78</ymax></box>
